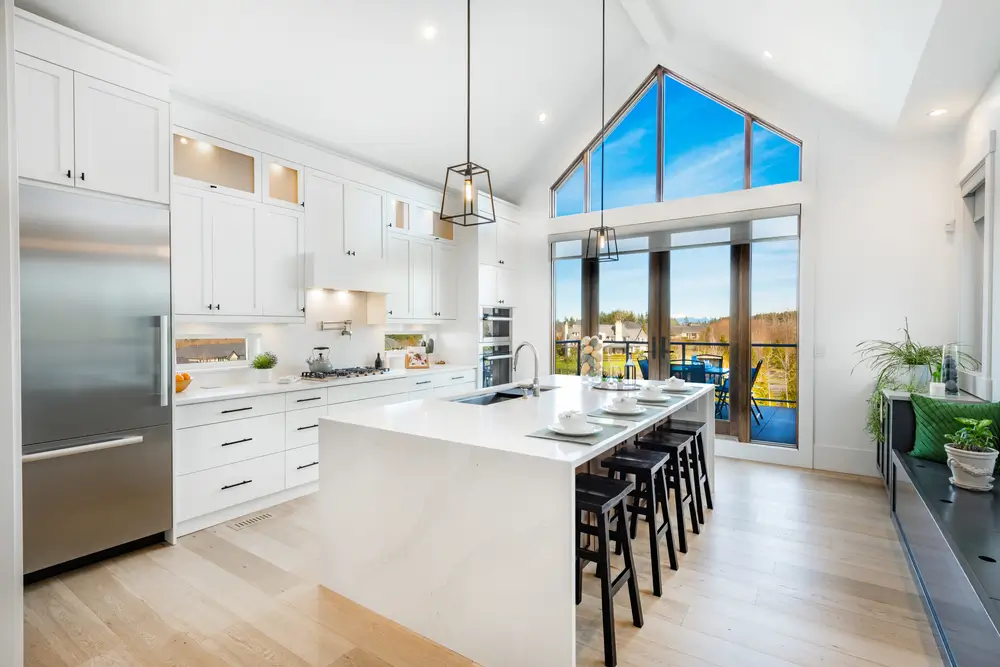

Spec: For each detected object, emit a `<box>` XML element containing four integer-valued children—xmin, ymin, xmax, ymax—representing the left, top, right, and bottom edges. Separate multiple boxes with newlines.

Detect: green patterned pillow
<box><xmin>909</xmin><ymin>393</ymin><xmax>1000</xmax><ymax>464</ymax></box>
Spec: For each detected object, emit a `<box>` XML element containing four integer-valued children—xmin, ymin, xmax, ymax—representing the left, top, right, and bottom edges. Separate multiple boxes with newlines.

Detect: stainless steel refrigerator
<box><xmin>19</xmin><ymin>184</ymin><xmax>172</xmax><ymax>577</ymax></box>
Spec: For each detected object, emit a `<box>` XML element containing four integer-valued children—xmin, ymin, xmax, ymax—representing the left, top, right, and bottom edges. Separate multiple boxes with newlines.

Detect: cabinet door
<box><xmin>208</xmin><ymin>196</ymin><xmax>259</xmax><ymax>315</ymax></box>
<box><xmin>386</xmin><ymin>234</ymin><xmax>411</xmax><ymax>319</ymax></box>
<box><xmin>257</xmin><ymin>206</ymin><xmax>305</xmax><ymax>317</ymax></box>
<box><xmin>344</xmin><ymin>183</ymin><xmax>385</xmax><ymax>262</ymax></box>
<box><xmin>479</xmin><ymin>264</ymin><xmax>498</xmax><ymax>306</ymax></box>
<box><xmin>496</xmin><ymin>267</ymin><xmax>515</xmax><ymax>307</ymax></box>
<box><xmin>478</xmin><ymin>222</ymin><xmax>498</xmax><ymax>266</ymax></box>
<box><xmin>262</xmin><ymin>154</ymin><xmax>304</xmax><ymax>210</ymax></box>
<box><xmin>14</xmin><ymin>53</ymin><xmax>74</xmax><ymax>186</ymax></box>
<box><xmin>173</xmin><ymin>130</ymin><xmax>260</xmax><ymax>200</ymax></box>
<box><xmin>410</xmin><ymin>240</ymin><xmax>434</xmax><ymax>319</ymax></box>
<box><xmin>497</xmin><ymin>219</ymin><xmax>518</xmax><ymax>269</ymax></box>
<box><xmin>303</xmin><ymin>169</ymin><xmax>345</xmax><ymax>286</ymax></box>
<box><xmin>411</xmin><ymin>204</ymin><xmax>435</xmax><ymax>236</ymax></box>
<box><xmin>73</xmin><ymin>73</ymin><xmax>169</xmax><ymax>203</ymax></box>
<box><xmin>433</xmin><ymin>243</ymin><xmax>457</xmax><ymax>320</ymax></box>
<box><xmin>172</xmin><ymin>189</ymin><xmax>213</xmax><ymax>315</ymax></box>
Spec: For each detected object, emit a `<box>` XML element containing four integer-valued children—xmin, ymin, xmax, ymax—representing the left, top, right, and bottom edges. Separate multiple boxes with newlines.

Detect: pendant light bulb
<box><xmin>598</xmin><ymin>229</ymin><xmax>606</xmax><ymax>248</ymax></box>
<box><xmin>464</xmin><ymin>178</ymin><xmax>474</xmax><ymax>202</ymax></box>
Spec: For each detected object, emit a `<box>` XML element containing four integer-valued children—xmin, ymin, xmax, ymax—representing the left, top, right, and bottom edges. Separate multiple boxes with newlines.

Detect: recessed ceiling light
<box><xmin>928</xmin><ymin>108</ymin><xmax>948</xmax><ymax>117</ymax></box>
<box><xmin>538</xmin><ymin>112</ymin><xmax>547</xmax><ymax>123</ymax></box>
<box><xmin>422</xmin><ymin>24</ymin><xmax>437</xmax><ymax>40</ymax></box>
<box><xmin>762</xmin><ymin>51</ymin><xmax>773</xmax><ymax>60</ymax></box>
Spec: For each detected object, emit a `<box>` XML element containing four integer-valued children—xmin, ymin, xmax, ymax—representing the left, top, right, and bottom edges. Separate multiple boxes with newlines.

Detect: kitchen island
<box><xmin>318</xmin><ymin>374</ymin><xmax>716</xmax><ymax>667</ymax></box>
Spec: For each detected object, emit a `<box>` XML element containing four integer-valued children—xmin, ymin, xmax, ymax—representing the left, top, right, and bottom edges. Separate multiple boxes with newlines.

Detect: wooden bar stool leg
<box><xmin>689</xmin><ymin>441</ymin><xmax>705</xmax><ymax>525</ymax></box>
<box><xmin>669</xmin><ymin>457</ymin><xmax>688</xmax><ymax>554</ymax></box>
<box><xmin>698</xmin><ymin>433</ymin><xmax>714</xmax><ymax>510</ymax></box>
<box><xmin>597</xmin><ymin>511</ymin><xmax>617</xmax><ymax>667</ymax></box>
<box><xmin>656</xmin><ymin>467</ymin><xmax>678</xmax><ymax>570</ymax></box>
<box><xmin>643</xmin><ymin>469</ymin><xmax>663</xmax><ymax>597</ymax></box>
<box><xmin>576</xmin><ymin>510</ymin><xmax>584</xmax><ymax>605</ymax></box>
<box><xmin>617</xmin><ymin>498</ymin><xmax>643</xmax><ymax>629</ymax></box>
<box><xmin>682</xmin><ymin>449</ymin><xmax>700</xmax><ymax>536</ymax></box>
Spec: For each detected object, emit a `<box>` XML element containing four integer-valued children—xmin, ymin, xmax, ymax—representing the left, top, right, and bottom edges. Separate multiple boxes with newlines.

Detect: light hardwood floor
<box><xmin>24</xmin><ymin>458</ymin><xmax>944</xmax><ymax>667</ymax></box>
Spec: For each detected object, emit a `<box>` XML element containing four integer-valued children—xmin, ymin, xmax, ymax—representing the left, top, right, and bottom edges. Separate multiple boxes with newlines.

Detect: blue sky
<box><xmin>553</xmin><ymin>73</ymin><xmax>801</xmax><ymax>324</ymax></box>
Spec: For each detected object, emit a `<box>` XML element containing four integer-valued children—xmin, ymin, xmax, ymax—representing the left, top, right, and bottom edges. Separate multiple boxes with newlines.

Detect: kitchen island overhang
<box><xmin>318</xmin><ymin>375</ymin><xmax>716</xmax><ymax>667</ymax></box>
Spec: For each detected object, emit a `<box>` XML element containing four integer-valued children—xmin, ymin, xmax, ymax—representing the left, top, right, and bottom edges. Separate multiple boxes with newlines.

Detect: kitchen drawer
<box><xmin>176</xmin><ymin>393</ymin><xmax>285</xmax><ymax>429</ymax></box>
<box><xmin>431</xmin><ymin>369</ymin><xmax>475</xmax><ymax>388</ymax></box>
<box><xmin>175</xmin><ymin>452</ymin><xmax>285</xmax><ymax>522</ymax></box>
<box><xmin>286</xmin><ymin>444</ymin><xmax>319</xmax><ymax>488</ymax></box>
<box><xmin>285</xmin><ymin>387</ymin><xmax>327</xmax><ymax>410</ymax></box>
<box><xmin>328</xmin><ymin>377</ymin><xmax>410</xmax><ymax>405</ymax></box>
<box><xmin>409</xmin><ymin>376</ymin><xmax>435</xmax><ymax>392</ymax></box>
<box><xmin>175</xmin><ymin>413</ymin><xmax>284</xmax><ymax>475</ymax></box>
<box><xmin>286</xmin><ymin>405</ymin><xmax>327</xmax><ymax>449</ymax></box>
<box><xmin>430</xmin><ymin>382</ymin><xmax>476</xmax><ymax>400</ymax></box>
<box><xmin>342</xmin><ymin>393</ymin><xmax>409</xmax><ymax>409</ymax></box>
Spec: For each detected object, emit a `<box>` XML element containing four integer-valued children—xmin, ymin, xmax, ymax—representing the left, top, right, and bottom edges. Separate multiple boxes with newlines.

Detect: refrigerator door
<box><xmin>19</xmin><ymin>185</ymin><xmax>171</xmax><ymax>449</ymax></box>
<box><xmin>22</xmin><ymin>423</ymin><xmax>172</xmax><ymax>574</ymax></box>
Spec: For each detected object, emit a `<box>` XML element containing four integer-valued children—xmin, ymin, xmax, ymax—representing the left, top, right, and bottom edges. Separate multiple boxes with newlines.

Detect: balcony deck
<box><xmin>718</xmin><ymin>404</ymin><xmax>797</xmax><ymax>446</ymax></box>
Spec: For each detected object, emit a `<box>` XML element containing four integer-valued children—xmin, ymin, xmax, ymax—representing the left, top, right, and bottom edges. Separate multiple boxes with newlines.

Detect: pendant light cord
<box><xmin>467</xmin><ymin>0</ymin><xmax>471</xmax><ymax>168</ymax></box>
<box><xmin>599</xmin><ymin>0</ymin><xmax>606</xmax><ymax>228</ymax></box>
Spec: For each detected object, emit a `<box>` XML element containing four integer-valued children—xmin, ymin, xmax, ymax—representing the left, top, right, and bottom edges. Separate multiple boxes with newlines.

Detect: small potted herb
<box><xmin>251</xmin><ymin>352</ymin><xmax>278</xmax><ymax>383</ymax></box>
<box><xmin>944</xmin><ymin>417</ymin><xmax>999</xmax><ymax>491</ymax></box>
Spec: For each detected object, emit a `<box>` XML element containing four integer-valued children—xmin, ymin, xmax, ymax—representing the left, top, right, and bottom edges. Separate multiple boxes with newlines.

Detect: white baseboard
<box><xmin>814</xmin><ymin>444</ymin><xmax>878</xmax><ymax>478</ymax></box>
<box><xmin>175</xmin><ymin>481</ymin><xmax>318</xmax><ymax>538</ymax></box>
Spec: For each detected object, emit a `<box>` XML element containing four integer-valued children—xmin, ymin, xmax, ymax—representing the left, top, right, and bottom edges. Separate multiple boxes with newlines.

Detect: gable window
<box><xmin>551</xmin><ymin>66</ymin><xmax>802</xmax><ymax>216</ymax></box>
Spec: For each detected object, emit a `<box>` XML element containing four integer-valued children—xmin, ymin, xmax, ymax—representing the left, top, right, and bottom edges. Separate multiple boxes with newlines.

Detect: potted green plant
<box><xmin>251</xmin><ymin>351</ymin><xmax>278</xmax><ymax>383</ymax></box>
<box><xmin>944</xmin><ymin>418</ymin><xmax>998</xmax><ymax>491</ymax></box>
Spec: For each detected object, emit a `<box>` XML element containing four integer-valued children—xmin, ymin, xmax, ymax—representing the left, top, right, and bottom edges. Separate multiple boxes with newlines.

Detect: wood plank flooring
<box><xmin>24</xmin><ymin>458</ymin><xmax>944</xmax><ymax>667</ymax></box>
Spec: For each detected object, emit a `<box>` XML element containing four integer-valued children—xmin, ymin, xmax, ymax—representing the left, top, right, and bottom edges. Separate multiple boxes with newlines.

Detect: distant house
<box><xmin>671</xmin><ymin>324</ymin><xmax>704</xmax><ymax>340</ymax></box>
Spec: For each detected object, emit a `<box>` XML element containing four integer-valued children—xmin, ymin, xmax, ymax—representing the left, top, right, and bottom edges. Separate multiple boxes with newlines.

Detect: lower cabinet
<box><xmin>175</xmin><ymin>451</ymin><xmax>286</xmax><ymax>523</ymax></box>
<box><xmin>286</xmin><ymin>444</ymin><xmax>320</xmax><ymax>487</ymax></box>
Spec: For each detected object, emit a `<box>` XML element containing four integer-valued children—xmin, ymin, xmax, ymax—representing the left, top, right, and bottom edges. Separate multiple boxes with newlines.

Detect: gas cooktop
<box><xmin>301</xmin><ymin>367</ymin><xmax>391</xmax><ymax>381</ymax></box>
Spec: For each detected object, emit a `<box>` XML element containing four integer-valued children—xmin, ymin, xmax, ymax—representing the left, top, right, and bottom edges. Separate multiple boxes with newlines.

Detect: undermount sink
<box><xmin>451</xmin><ymin>386</ymin><xmax>556</xmax><ymax>406</ymax></box>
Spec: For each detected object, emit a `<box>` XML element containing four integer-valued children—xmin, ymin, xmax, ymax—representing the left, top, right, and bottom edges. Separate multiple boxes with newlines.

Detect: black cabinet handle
<box><xmin>296</xmin><ymin>396</ymin><xmax>321</xmax><ymax>403</ymax></box>
<box><xmin>209</xmin><ymin>184</ymin><xmax>217</xmax><ymax>189</ymax></box>
<box><xmin>451</xmin><ymin>376</ymin><xmax>465</xmax><ymax>380</ymax></box>
<box><xmin>297</xmin><ymin>424</ymin><xmax>319</xmax><ymax>431</ymax></box>
<box><xmin>207</xmin><ymin>304</ymin><xmax>213</xmax><ymax>310</ymax></box>
<box><xmin>221</xmin><ymin>437</ymin><xmax>252</xmax><ymax>447</ymax></box>
<box><xmin>297</xmin><ymin>461</ymin><xmax>319</xmax><ymax>470</ymax></box>
<box><xmin>388</xmin><ymin>310</ymin><xmax>393</xmax><ymax>315</ymax></box>
<box><xmin>216</xmin><ymin>304</ymin><xmax>220</xmax><ymax>310</ymax></box>
<box><xmin>79</xmin><ymin>172</ymin><xmax>85</xmax><ymax>181</ymax></box>
<box><xmin>416</xmin><ymin>380</ymin><xmax>432</xmax><ymax>386</ymax></box>
<box><xmin>221</xmin><ymin>480</ymin><xmax>252</xmax><ymax>490</ymax></box>
<box><xmin>300</xmin><ymin>202</ymin><xmax>305</xmax><ymax>207</ymax></box>
<box><xmin>221</xmin><ymin>406</ymin><xmax>252</xmax><ymax>414</ymax></box>
<box><xmin>65</xmin><ymin>170</ymin><xmax>71</xmax><ymax>179</ymax></box>
<box><xmin>300</xmin><ymin>307</ymin><xmax>305</xmax><ymax>313</ymax></box>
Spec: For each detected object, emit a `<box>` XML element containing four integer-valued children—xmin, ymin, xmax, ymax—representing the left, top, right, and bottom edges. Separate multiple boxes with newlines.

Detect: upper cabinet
<box><xmin>386</xmin><ymin>234</ymin><xmax>411</xmax><ymax>319</ymax></box>
<box><xmin>14</xmin><ymin>53</ymin><xmax>169</xmax><ymax>203</ymax></box>
<box><xmin>387</xmin><ymin>235</ymin><xmax>456</xmax><ymax>322</ymax></box>
<box><xmin>478</xmin><ymin>218</ymin><xmax>518</xmax><ymax>269</ymax></box>
<box><xmin>384</xmin><ymin>197</ymin><xmax>454</xmax><ymax>242</ymax></box>
<box><xmin>173</xmin><ymin>130</ymin><xmax>260</xmax><ymax>200</ymax></box>
<box><xmin>262</xmin><ymin>154</ymin><xmax>304</xmax><ymax>210</ymax></box>
<box><xmin>344</xmin><ymin>183</ymin><xmax>385</xmax><ymax>263</ymax></box>
<box><xmin>432</xmin><ymin>243</ymin><xmax>457</xmax><ymax>319</ymax></box>
<box><xmin>256</xmin><ymin>207</ymin><xmax>305</xmax><ymax>317</ymax></box>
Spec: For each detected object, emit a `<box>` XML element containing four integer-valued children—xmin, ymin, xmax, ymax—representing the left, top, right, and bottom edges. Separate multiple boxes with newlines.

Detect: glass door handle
<box><xmin>660</xmin><ymin>336</ymin><xmax>667</xmax><ymax>361</ymax></box>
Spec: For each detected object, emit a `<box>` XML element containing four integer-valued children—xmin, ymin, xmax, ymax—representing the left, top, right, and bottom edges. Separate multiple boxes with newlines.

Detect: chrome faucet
<box><xmin>513</xmin><ymin>341</ymin><xmax>540</xmax><ymax>397</ymax></box>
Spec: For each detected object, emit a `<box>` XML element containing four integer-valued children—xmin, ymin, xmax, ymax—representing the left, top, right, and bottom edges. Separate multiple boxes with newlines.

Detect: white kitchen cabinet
<box><xmin>478</xmin><ymin>217</ymin><xmax>518</xmax><ymax>268</ymax></box>
<box><xmin>496</xmin><ymin>266</ymin><xmax>516</xmax><ymax>307</ymax></box>
<box><xmin>262</xmin><ymin>154</ymin><xmax>304</xmax><ymax>210</ymax></box>
<box><xmin>14</xmin><ymin>53</ymin><xmax>74</xmax><ymax>186</ymax></box>
<box><xmin>173</xmin><ymin>129</ymin><xmax>260</xmax><ymax>200</ymax></box>
<box><xmin>172</xmin><ymin>190</ymin><xmax>212</xmax><ymax>316</ymax></box>
<box><xmin>433</xmin><ymin>243</ymin><xmax>457</xmax><ymax>320</ymax></box>
<box><xmin>73</xmin><ymin>73</ymin><xmax>170</xmax><ymax>203</ymax></box>
<box><xmin>257</xmin><ymin>206</ymin><xmax>305</xmax><ymax>317</ymax></box>
<box><xmin>410</xmin><ymin>240</ymin><xmax>434</xmax><ymax>319</ymax></box>
<box><xmin>344</xmin><ymin>182</ymin><xmax>385</xmax><ymax>262</ymax></box>
<box><xmin>479</xmin><ymin>264</ymin><xmax>497</xmax><ymax>306</ymax></box>
<box><xmin>410</xmin><ymin>204</ymin><xmax>435</xmax><ymax>236</ymax></box>
<box><xmin>386</xmin><ymin>234</ymin><xmax>411</xmax><ymax>319</ymax></box>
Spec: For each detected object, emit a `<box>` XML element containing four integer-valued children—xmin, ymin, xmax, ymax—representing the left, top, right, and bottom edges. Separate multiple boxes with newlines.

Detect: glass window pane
<box><xmin>671</xmin><ymin>227</ymin><xmax>731</xmax><ymax>248</ymax></box>
<box><xmin>616</xmin><ymin>236</ymin><xmax>649</xmax><ymax>253</ymax></box>
<box><xmin>554</xmin><ymin>259</ymin><xmax>583</xmax><ymax>375</ymax></box>
<box><xmin>176</xmin><ymin>337</ymin><xmax>247</xmax><ymax>365</ymax></box>
<box><xmin>752</xmin><ymin>216</ymin><xmax>799</xmax><ymax>240</ymax></box>
<box><xmin>598</xmin><ymin>253</ymin><xmax>649</xmax><ymax>378</ymax></box>
<box><xmin>554</xmin><ymin>163</ymin><xmax>585</xmax><ymax>217</ymax></box>
<box><xmin>750</xmin><ymin>239</ymin><xmax>799</xmax><ymax>445</ymax></box>
<box><xmin>663</xmin><ymin>76</ymin><xmax>745</xmax><ymax>200</ymax></box>
<box><xmin>552</xmin><ymin>239</ymin><xmax>582</xmax><ymax>259</ymax></box>
<box><xmin>590</xmin><ymin>82</ymin><xmax>659</xmax><ymax>212</ymax></box>
<box><xmin>751</xmin><ymin>122</ymin><xmax>801</xmax><ymax>187</ymax></box>
<box><xmin>268</xmin><ymin>162</ymin><xmax>299</xmax><ymax>204</ymax></box>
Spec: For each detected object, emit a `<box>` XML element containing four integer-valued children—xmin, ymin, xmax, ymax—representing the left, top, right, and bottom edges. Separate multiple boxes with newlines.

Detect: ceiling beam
<box><xmin>618</xmin><ymin>0</ymin><xmax>671</xmax><ymax>50</ymax></box>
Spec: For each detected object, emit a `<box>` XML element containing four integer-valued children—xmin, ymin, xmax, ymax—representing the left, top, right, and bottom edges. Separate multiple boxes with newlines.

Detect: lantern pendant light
<box><xmin>585</xmin><ymin>0</ymin><xmax>619</xmax><ymax>262</ymax></box>
<box><xmin>439</xmin><ymin>0</ymin><xmax>496</xmax><ymax>226</ymax></box>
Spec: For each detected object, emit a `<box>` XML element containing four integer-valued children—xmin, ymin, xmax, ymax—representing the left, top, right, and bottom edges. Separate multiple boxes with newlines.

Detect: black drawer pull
<box><xmin>221</xmin><ymin>437</ymin><xmax>252</xmax><ymax>447</ymax></box>
<box><xmin>297</xmin><ymin>424</ymin><xmax>319</xmax><ymax>431</ymax></box>
<box><xmin>416</xmin><ymin>380</ymin><xmax>432</xmax><ymax>385</ymax></box>
<box><xmin>451</xmin><ymin>376</ymin><xmax>465</xmax><ymax>380</ymax></box>
<box><xmin>297</xmin><ymin>462</ymin><xmax>319</xmax><ymax>470</ymax></box>
<box><xmin>221</xmin><ymin>479</ymin><xmax>252</xmax><ymax>490</ymax></box>
<box><xmin>296</xmin><ymin>396</ymin><xmax>321</xmax><ymax>403</ymax></box>
<box><xmin>221</xmin><ymin>406</ymin><xmax>252</xmax><ymax>414</ymax></box>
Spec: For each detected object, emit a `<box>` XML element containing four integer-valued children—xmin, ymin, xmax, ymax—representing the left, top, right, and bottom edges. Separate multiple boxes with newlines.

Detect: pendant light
<box><xmin>440</xmin><ymin>0</ymin><xmax>496</xmax><ymax>226</ymax></box>
<box><xmin>585</xmin><ymin>0</ymin><xmax>619</xmax><ymax>262</ymax></box>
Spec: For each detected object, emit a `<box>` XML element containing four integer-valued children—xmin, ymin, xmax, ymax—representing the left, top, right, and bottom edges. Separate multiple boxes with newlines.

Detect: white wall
<box><xmin>0</xmin><ymin>0</ymin><xmax>22</xmax><ymax>662</ymax></box>
<box><xmin>958</xmin><ymin>69</ymin><xmax>1000</xmax><ymax>176</ymax></box>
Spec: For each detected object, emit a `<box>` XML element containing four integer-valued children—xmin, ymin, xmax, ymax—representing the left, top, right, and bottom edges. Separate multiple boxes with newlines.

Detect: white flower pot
<box><xmin>945</xmin><ymin>445</ymin><xmax>998</xmax><ymax>492</ymax></box>
<box><xmin>895</xmin><ymin>365</ymin><xmax>931</xmax><ymax>390</ymax></box>
<box><xmin>256</xmin><ymin>368</ymin><xmax>274</xmax><ymax>383</ymax></box>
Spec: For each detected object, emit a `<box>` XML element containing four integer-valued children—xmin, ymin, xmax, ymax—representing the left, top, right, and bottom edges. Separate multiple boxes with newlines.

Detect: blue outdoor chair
<box><xmin>638</xmin><ymin>359</ymin><xmax>648</xmax><ymax>380</ymax></box>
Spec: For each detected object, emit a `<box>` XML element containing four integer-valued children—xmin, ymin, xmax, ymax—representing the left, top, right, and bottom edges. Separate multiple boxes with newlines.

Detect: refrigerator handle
<box><xmin>23</xmin><ymin>436</ymin><xmax>144</xmax><ymax>463</ymax></box>
<box><xmin>159</xmin><ymin>315</ymin><xmax>169</xmax><ymax>407</ymax></box>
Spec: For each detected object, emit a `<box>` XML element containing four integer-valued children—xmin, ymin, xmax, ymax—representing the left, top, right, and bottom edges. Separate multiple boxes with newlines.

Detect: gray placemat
<box><xmin>636</xmin><ymin>396</ymin><xmax>678</xmax><ymax>406</ymax></box>
<box><xmin>526</xmin><ymin>422</ymin><xmax>627</xmax><ymax>446</ymax></box>
<box><xmin>588</xmin><ymin>406</ymin><xmax>668</xmax><ymax>422</ymax></box>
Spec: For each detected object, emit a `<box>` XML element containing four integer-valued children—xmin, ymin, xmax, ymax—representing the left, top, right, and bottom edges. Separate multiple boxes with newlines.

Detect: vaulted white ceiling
<box><xmin>15</xmin><ymin>0</ymin><xmax>1000</xmax><ymax>203</ymax></box>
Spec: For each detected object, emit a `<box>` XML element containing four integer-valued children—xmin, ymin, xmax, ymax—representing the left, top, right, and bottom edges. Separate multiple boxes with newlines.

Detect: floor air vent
<box><xmin>228</xmin><ymin>512</ymin><xmax>273</xmax><ymax>531</ymax></box>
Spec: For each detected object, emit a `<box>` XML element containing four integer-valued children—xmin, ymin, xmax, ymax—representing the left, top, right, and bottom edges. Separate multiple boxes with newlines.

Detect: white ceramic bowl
<box><xmin>639</xmin><ymin>386</ymin><xmax>661</xmax><ymax>399</ymax></box>
<box><xmin>558</xmin><ymin>410</ymin><xmax>588</xmax><ymax>431</ymax></box>
<box><xmin>665</xmin><ymin>377</ymin><xmax>686</xmax><ymax>389</ymax></box>
<box><xmin>613</xmin><ymin>396</ymin><xmax>638</xmax><ymax>410</ymax></box>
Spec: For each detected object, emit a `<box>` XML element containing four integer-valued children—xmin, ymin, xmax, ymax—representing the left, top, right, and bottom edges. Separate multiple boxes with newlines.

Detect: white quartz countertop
<box><xmin>175</xmin><ymin>364</ymin><xmax>478</xmax><ymax>406</ymax></box>
<box><xmin>322</xmin><ymin>374</ymin><xmax>714</xmax><ymax>466</ymax></box>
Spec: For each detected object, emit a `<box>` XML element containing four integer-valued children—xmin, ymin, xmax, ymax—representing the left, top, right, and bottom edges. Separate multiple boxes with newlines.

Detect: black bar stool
<box><xmin>636</xmin><ymin>431</ymin><xmax>700</xmax><ymax>553</ymax></box>
<box><xmin>600</xmin><ymin>446</ymin><xmax>678</xmax><ymax>597</ymax></box>
<box><xmin>657</xmin><ymin>419</ymin><xmax>713</xmax><ymax>523</ymax></box>
<box><xmin>576</xmin><ymin>473</ymin><xmax>643</xmax><ymax>667</ymax></box>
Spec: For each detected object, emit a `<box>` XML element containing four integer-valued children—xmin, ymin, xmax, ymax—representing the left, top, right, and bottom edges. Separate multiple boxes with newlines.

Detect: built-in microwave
<box><xmin>481</xmin><ymin>307</ymin><xmax>513</xmax><ymax>343</ymax></box>
<box><xmin>480</xmin><ymin>343</ymin><xmax>513</xmax><ymax>388</ymax></box>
